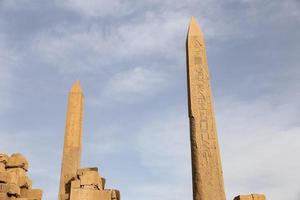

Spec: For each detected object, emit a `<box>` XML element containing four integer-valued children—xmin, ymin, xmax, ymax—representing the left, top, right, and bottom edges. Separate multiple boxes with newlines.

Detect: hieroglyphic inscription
<box><xmin>190</xmin><ymin>36</ymin><xmax>216</xmax><ymax>167</ymax></box>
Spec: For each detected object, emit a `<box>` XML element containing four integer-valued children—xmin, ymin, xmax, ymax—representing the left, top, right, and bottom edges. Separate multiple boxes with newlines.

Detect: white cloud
<box><xmin>100</xmin><ymin>67</ymin><xmax>168</xmax><ymax>103</ymax></box>
<box><xmin>216</xmin><ymin>96</ymin><xmax>300</xmax><ymax>200</ymax></box>
<box><xmin>58</xmin><ymin>0</ymin><xmax>124</xmax><ymax>18</ymax></box>
<box><xmin>31</xmin><ymin>10</ymin><xmax>189</xmax><ymax>74</ymax></box>
<box><xmin>129</xmin><ymin>93</ymin><xmax>300</xmax><ymax>200</ymax></box>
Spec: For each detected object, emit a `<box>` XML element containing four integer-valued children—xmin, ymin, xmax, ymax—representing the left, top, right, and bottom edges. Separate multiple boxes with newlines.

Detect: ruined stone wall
<box><xmin>0</xmin><ymin>153</ymin><xmax>43</xmax><ymax>200</ymax></box>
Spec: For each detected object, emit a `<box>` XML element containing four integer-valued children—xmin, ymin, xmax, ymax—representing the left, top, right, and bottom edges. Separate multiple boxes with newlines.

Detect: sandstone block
<box><xmin>20</xmin><ymin>188</ymin><xmax>42</xmax><ymax>200</ymax></box>
<box><xmin>6</xmin><ymin>168</ymin><xmax>26</xmax><ymax>185</ymax></box>
<box><xmin>234</xmin><ymin>194</ymin><xmax>266</xmax><ymax>200</ymax></box>
<box><xmin>79</xmin><ymin>170</ymin><xmax>99</xmax><ymax>187</ymax></box>
<box><xmin>6</xmin><ymin>154</ymin><xmax>28</xmax><ymax>171</ymax></box>
<box><xmin>251</xmin><ymin>194</ymin><xmax>266</xmax><ymax>200</ymax></box>
<box><xmin>18</xmin><ymin>176</ymin><xmax>32</xmax><ymax>189</ymax></box>
<box><xmin>70</xmin><ymin>188</ymin><xmax>102</xmax><ymax>200</ymax></box>
<box><xmin>0</xmin><ymin>172</ymin><xmax>11</xmax><ymax>183</ymax></box>
<box><xmin>101</xmin><ymin>178</ymin><xmax>106</xmax><ymax>189</ymax></box>
<box><xmin>0</xmin><ymin>154</ymin><xmax>9</xmax><ymax>164</ymax></box>
<box><xmin>71</xmin><ymin>180</ymin><xmax>80</xmax><ymax>189</ymax></box>
<box><xmin>0</xmin><ymin>192</ymin><xmax>9</xmax><ymax>200</ymax></box>
<box><xmin>0</xmin><ymin>183</ymin><xmax>8</xmax><ymax>193</ymax></box>
<box><xmin>0</xmin><ymin>192</ymin><xmax>8</xmax><ymax>199</ymax></box>
<box><xmin>7</xmin><ymin>183</ymin><xmax>20</xmax><ymax>196</ymax></box>
<box><xmin>0</xmin><ymin>163</ymin><xmax>6</xmax><ymax>172</ymax></box>
<box><xmin>111</xmin><ymin>190</ymin><xmax>120</xmax><ymax>200</ymax></box>
<box><xmin>77</xmin><ymin>168</ymin><xmax>98</xmax><ymax>176</ymax></box>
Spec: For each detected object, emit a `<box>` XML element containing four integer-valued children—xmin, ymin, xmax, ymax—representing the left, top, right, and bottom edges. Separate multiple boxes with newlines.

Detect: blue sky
<box><xmin>0</xmin><ymin>0</ymin><xmax>299</xmax><ymax>199</ymax></box>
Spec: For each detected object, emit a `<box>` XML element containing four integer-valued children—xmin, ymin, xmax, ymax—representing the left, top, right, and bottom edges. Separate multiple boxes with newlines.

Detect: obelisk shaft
<box><xmin>58</xmin><ymin>81</ymin><xmax>84</xmax><ymax>200</ymax></box>
<box><xmin>186</xmin><ymin>17</ymin><xmax>226</xmax><ymax>200</ymax></box>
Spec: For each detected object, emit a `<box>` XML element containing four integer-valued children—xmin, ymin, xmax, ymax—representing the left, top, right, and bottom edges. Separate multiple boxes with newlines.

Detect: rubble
<box><xmin>0</xmin><ymin>153</ymin><xmax>43</xmax><ymax>200</ymax></box>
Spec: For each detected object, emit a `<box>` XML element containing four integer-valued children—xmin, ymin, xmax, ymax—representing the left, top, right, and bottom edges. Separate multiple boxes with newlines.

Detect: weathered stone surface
<box><xmin>7</xmin><ymin>183</ymin><xmax>20</xmax><ymax>196</ymax></box>
<box><xmin>0</xmin><ymin>163</ymin><xmax>6</xmax><ymax>172</ymax></box>
<box><xmin>6</xmin><ymin>168</ymin><xmax>26</xmax><ymax>186</ymax></box>
<box><xmin>0</xmin><ymin>183</ymin><xmax>8</xmax><ymax>193</ymax></box>
<box><xmin>186</xmin><ymin>17</ymin><xmax>226</xmax><ymax>200</ymax></box>
<box><xmin>0</xmin><ymin>192</ymin><xmax>8</xmax><ymax>199</ymax></box>
<box><xmin>6</xmin><ymin>154</ymin><xmax>28</xmax><ymax>171</ymax></box>
<box><xmin>234</xmin><ymin>194</ymin><xmax>266</xmax><ymax>200</ymax></box>
<box><xmin>0</xmin><ymin>154</ymin><xmax>9</xmax><ymax>164</ymax></box>
<box><xmin>101</xmin><ymin>178</ymin><xmax>106</xmax><ymax>189</ymax></box>
<box><xmin>70</xmin><ymin>189</ymin><xmax>101</xmax><ymax>200</ymax></box>
<box><xmin>58</xmin><ymin>81</ymin><xmax>84</xmax><ymax>200</ymax></box>
<box><xmin>0</xmin><ymin>172</ymin><xmax>11</xmax><ymax>183</ymax></box>
<box><xmin>20</xmin><ymin>188</ymin><xmax>42</xmax><ymax>200</ymax></box>
<box><xmin>18</xmin><ymin>176</ymin><xmax>32</xmax><ymax>189</ymax></box>
<box><xmin>77</xmin><ymin>167</ymin><xmax>98</xmax><ymax>176</ymax></box>
<box><xmin>111</xmin><ymin>190</ymin><xmax>120</xmax><ymax>200</ymax></box>
<box><xmin>70</xmin><ymin>180</ymin><xmax>80</xmax><ymax>189</ymax></box>
<box><xmin>79</xmin><ymin>170</ymin><xmax>99</xmax><ymax>187</ymax></box>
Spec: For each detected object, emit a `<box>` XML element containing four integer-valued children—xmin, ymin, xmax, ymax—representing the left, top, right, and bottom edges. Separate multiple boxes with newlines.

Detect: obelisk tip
<box><xmin>70</xmin><ymin>80</ymin><xmax>83</xmax><ymax>93</ymax></box>
<box><xmin>188</xmin><ymin>16</ymin><xmax>203</xmax><ymax>36</ymax></box>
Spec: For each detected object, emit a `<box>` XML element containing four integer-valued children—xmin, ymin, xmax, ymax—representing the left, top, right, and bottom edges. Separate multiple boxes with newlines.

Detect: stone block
<box><xmin>234</xmin><ymin>194</ymin><xmax>266</xmax><ymax>200</ymax></box>
<box><xmin>111</xmin><ymin>190</ymin><xmax>120</xmax><ymax>200</ymax></box>
<box><xmin>79</xmin><ymin>171</ymin><xmax>99</xmax><ymax>186</ymax></box>
<box><xmin>0</xmin><ymin>172</ymin><xmax>11</xmax><ymax>183</ymax></box>
<box><xmin>18</xmin><ymin>176</ymin><xmax>32</xmax><ymax>189</ymax></box>
<box><xmin>20</xmin><ymin>188</ymin><xmax>42</xmax><ymax>200</ymax></box>
<box><xmin>0</xmin><ymin>163</ymin><xmax>6</xmax><ymax>172</ymax></box>
<box><xmin>71</xmin><ymin>180</ymin><xmax>80</xmax><ymax>189</ymax></box>
<box><xmin>0</xmin><ymin>183</ymin><xmax>8</xmax><ymax>193</ymax></box>
<box><xmin>101</xmin><ymin>178</ymin><xmax>106</xmax><ymax>189</ymax></box>
<box><xmin>70</xmin><ymin>188</ymin><xmax>103</xmax><ymax>200</ymax></box>
<box><xmin>6</xmin><ymin>154</ymin><xmax>28</xmax><ymax>171</ymax></box>
<box><xmin>102</xmin><ymin>190</ymin><xmax>116</xmax><ymax>200</ymax></box>
<box><xmin>77</xmin><ymin>168</ymin><xmax>98</xmax><ymax>176</ymax></box>
<box><xmin>0</xmin><ymin>192</ymin><xmax>8</xmax><ymax>199</ymax></box>
<box><xmin>0</xmin><ymin>154</ymin><xmax>9</xmax><ymax>164</ymax></box>
<box><xmin>251</xmin><ymin>194</ymin><xmax>266</xmax><ymax>200</ymax></box>
<box><xmin>7</xmin><ymin>183</ymin><xmax>20</xmax><ymax>197</ymax></box>
<box><xmin>6</xmin><ymin>168</ymin><xmax>26</xmax><ymax>185</ymax></box>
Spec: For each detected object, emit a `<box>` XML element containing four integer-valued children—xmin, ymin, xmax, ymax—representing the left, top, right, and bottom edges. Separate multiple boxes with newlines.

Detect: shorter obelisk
<box><xmin>186</xmin><ymin>17</ymin><xmax>226</xmax><ymax>200</ymax></box>
<box><xmin>58</xmin><ymin>81</ymin><xmax>84</xmax><ymax>200</ymax></box>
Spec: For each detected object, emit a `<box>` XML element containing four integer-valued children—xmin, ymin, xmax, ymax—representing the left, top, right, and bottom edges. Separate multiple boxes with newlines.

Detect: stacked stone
<box><xmin>66</xmin><ymin>167</ymin><xmax>120</xmax><ymax>200</ymax></box>
<box><xmin>0</xmin><ymin>153</ymin><xmax>43</xmax><ymax>200</ymax></box>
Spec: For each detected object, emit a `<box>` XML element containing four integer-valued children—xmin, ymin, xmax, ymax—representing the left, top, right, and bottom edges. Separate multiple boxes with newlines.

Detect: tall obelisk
<box><xmin>186</xmin><ymin>17</ymin><xmax>226</xmax><ymax>200</ymax></box>
<box><xmin>58</xmin><ymin>80</ymin><xmax>84</xmax><ymax>200</ymax></box>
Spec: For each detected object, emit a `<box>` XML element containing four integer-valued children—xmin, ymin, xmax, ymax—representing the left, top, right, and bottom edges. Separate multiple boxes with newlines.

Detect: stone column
<box><xmin>186</xmin><ymin>17</ymin><xmax>226</xmax><ymax>200</ymax></box>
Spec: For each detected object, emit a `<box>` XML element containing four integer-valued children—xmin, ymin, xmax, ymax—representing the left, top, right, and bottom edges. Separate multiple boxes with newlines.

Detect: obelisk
<box><xmin>58</xmin><ymin>80</ymin><xmax>84</xmax><ymax>200</ymax></box>
<box><xmin>186</xmin><ymin>17</ymin><xmax>226</xmax><ymax>200</ymax></box>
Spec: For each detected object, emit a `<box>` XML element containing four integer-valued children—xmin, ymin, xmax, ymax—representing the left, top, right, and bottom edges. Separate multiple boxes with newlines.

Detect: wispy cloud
<box><xmin>99</xmin><ymin>67</ymin><xmax>169</xmax><ymax>103</ymax></box>
<box><xmin>216</xmin><ymin>95</ymin><xmax>300</xmax><ymax>200</ymax></box>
